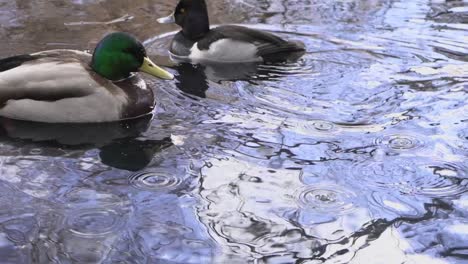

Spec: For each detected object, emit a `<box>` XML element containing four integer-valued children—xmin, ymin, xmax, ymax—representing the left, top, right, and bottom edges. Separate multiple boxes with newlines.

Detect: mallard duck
<box><xmin>157</xmin><ymin>0</ymin><xmax>305</xmax><ymax>63</ymax></box>
<box><xmin>0</xmin><ymin>32</ymin><xmax>174</xmax><ymax>123</ymax></box>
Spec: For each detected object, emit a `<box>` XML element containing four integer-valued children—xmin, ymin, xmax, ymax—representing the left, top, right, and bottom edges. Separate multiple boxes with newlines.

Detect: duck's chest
<box><xmin>170</xmin><ymin>32</ymin><xmax>196</xmax><ymax>57</ymax></box>
<box><xmin>115</xmin><ymin>75</ymin><xmax>155</xmax><ymax>119</ymax></box>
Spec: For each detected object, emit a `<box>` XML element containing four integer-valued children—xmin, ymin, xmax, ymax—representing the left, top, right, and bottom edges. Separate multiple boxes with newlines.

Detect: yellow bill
<box><xmin>139</xmin><ymin>57</ymin><xmax>174</xmax><ymax>80</ymax></box>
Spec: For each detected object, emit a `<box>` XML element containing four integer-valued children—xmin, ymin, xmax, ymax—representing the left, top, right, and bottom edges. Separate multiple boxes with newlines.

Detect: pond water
<box><xmin>0</xmin><ymin>0</ymin><xmax>467</xmax><ymax>263</ymax></box>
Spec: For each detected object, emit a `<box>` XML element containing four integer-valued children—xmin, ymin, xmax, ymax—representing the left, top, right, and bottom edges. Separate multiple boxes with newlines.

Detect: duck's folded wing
<box><xmin>198</xmin><ymin>25</ymin><xmax>305</xmax><ymax>57</ymax></box>
<box><xmin>0</xmin><ymin>52</ymin><xmax>95</xmax><ymax>103</ymax></box>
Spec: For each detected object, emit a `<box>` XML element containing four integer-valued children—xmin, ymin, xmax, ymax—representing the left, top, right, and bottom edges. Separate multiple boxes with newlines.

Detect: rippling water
<box><xmin>0</xmin><ymin>0</ymin><xmax>467</xmax><ymax>263</ymax></box>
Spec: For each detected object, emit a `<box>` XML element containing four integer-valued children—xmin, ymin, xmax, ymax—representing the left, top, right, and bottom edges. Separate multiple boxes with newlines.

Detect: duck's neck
<box><xmin>182</xmin><ymin>7</ymin><xmax>210</xmax><ymax>40</ymax></box>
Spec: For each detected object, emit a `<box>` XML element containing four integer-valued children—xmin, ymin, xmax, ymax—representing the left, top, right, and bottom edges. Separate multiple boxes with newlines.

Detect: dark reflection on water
<box><xmin>0</xmin><ymin>115</ymin><xmax>169</xmax><ymax>171</ymax></box>
<box><xmin>0</xmin><ymin>0</ymin><xmax>467</xmax><ymax>263</ymax></box>
<box><xmin>0</xmin><ymin>115</ymin><xmax>152</xmax><ymax>146</ymax></box>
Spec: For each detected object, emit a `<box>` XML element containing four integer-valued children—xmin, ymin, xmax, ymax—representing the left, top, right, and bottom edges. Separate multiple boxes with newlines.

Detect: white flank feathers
<box><xmin>189</xmin><ymin>39</ymin><xmax>262</xmax><ymax>63</ymax></box>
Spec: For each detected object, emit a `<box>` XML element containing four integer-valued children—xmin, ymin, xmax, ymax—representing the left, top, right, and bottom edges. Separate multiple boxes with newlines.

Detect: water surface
<box><xmin>0</xmin><ymin>0</ymin><xmax>467</xmax><ymax>263</ymax></box>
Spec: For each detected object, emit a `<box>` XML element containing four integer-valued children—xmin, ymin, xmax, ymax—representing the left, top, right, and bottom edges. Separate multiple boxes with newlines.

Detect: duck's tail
<box><xmin>259</xmin><ymin>40</ymin><xmax>306</xmax><ymax>63</ymax></box>
<box><xmin>0</xmin><ymin>54</ymin><xmax>37</xmax><ymax>72</ymax></box>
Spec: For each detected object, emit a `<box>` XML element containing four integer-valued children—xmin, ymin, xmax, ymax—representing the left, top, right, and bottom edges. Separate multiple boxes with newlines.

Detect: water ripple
<box><xmin>67</xmin><ymin>209</ymin><xmax>123</xmax><ymax>237</ymax></box>
<box><xmin>285</xmin><ymin>119</ymin><xmax>339</xmax><ymax>137</ymax></box>
<box><xmin>0</xmin><ymin>0</ymin><xmax>467</xmax><ymax>263</ymax></box>
<box><xmin>297</xmin><ymin>185</ymin><xmax>357</xmax><ymax>215</ymax></box>
<box><xmin>2</xmin><ymin>216</ymin><xmax>37</xmax><ymax>245</ymax></box>
<box><xmin>129</xmin><ymin>171</ymin><xmax>182</xmax><ymax>191</ymax></box>
<box><xmin>352</xmin><ymin>159</ymin><xmax>468</xmax><ymax>198</ymax></box>
<box><xmin>375</xmin><ymin>134</ymin><xmax>424</xmax><ymax>151</ymax></box>
<box><xmin>369</xmin><ymin>192</ymin><xmax>426</xmax><ymax>218</ymax></box>
<box><xmin>310</xmin><ymin>120</ymin><xmax>336</xmax><ymax>131</ymax></box>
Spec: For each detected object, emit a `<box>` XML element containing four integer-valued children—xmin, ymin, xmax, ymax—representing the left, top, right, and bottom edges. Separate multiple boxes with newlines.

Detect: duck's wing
<box><xmin>0</xmin><ymin>50</ymin><xmax>97</xmax><ymax>102</ymax></box>
<box><xmin>0</xmin><ymin>50</ymin><xmax>129</xmax><ymax>123</ymax></box>
<box><xmin>198</xmin><ymin>25</ymin><xmax>305</xmax><ymax>59</ymax></box>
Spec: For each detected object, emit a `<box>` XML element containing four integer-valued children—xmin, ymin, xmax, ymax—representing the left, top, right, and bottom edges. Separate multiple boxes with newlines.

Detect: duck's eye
<box><xmin>123</xmin><ymin>47</ymin><xmax>134</xmax><ymax>54</ymax></box>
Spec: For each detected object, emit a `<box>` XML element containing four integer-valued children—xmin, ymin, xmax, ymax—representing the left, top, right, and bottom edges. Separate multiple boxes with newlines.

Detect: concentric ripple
<box><xmin>352</xmin><ymin>159</ymin><xmax>468</xmax><ymax>198</ymax></box>
<box><xmin>311</xmin><ymin>120</ymin><xmax>335</xmax><ymax>131</ymax></box>
<box><xmin>375</xmin><ymin>134</ymin><xmax>424</xmax><ymax>150</ymax></box>
<box><xmin>297</xmin><ymin>185</ymin><xmax>357</xmax><ymax>214</ymax></box>
<box><xmin>129</xmin><ymin>171</ymin><xmax>181</xmax><ymax>191</ymax></box>
<box><xmin>67</xmin><ymin>209</ymin><xmax>123</xmax><ymax>237</ymax></box>
<box><xmin>302</xmin><ymin>120</ymin><xmax>337</xmax><ymax>133</ymax></box>
<box><xmin>285</xmin><ymin>119</ymin><xmax>339</xmax><ymax>137</ymax></box>
<box><xmin>29</xmin><ymin>148</ymin><xmax>43</xmax><ymax>155</ymax></box>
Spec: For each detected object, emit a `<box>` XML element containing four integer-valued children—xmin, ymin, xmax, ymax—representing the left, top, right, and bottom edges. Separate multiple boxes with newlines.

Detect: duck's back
<box><xmin>0</xmin><ymin>50</ymin><xmax>98</xmax><ymax>105</ymax></box>
<box><xmin>171</xmin><ymin>25</ymin><xmax>305</xmax><ymax>63</ymax></box>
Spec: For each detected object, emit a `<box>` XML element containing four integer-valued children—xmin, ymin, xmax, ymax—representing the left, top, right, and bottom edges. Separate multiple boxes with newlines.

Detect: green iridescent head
<box><xmin>91</xmin><ymin>32</ymin><xmax>173</xmax><ymax>81</ymax></box>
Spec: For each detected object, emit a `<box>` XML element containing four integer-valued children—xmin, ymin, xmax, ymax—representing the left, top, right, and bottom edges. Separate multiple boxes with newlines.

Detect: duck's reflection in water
<box><xmin>173</xmin><ymin>60</ymin><xmax>298</xmax><ymax>102</ymax></box>
<box><xmin>0</xmin><ymin>114</ymin><xmax>172</xmax><ymax>171</ymax></box>
<box><xmin>175</xmin><ymin>63</ymin><xmax>210</xmax><ymax>98</ymax></box>
<box><xmin>99</xmin><ymin>137</ymin><xmax>172</xmax><ymax>171</ymax></box>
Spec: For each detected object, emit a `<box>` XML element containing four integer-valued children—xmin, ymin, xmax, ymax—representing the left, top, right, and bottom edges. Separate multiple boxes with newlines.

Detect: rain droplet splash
<box><xmin>29</xmin><ymin>148</ymin><xmax>43</xmax><ymax>155</ymax></box>
<box><xmin>67</xmin><ymin>209</ymin><xmax>123</xmax><ymax>237</ymax></box>
<box><xmin>129</xmin><ymin>171</ymin><xmax>181</xmax><ymax>191</ymax></box>
<box><xmin>312</xmin><ymin>120</ymin><xmax>335</xmax><ymax>131</ymax></box>
<box><xmin>284</xmin><ymin>119</ymin><xmax>339</xmax><ymax>138</ymax></box>
<box><xmin>375</xmin><ymin>134</ymin><xmax>423</xmax><ymax>150</ymax></box>
<box><xmin>297</xmin><ymin>185</ymin><xmax>357</xmax><ymax>215</ymax></box>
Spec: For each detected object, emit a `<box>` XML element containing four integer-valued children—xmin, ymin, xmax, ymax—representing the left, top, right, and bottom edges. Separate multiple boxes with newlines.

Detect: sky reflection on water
<box><xmin>0</xmin><ymin>0</ymin><xmax>467</xmax><ymax>263</ymax></box>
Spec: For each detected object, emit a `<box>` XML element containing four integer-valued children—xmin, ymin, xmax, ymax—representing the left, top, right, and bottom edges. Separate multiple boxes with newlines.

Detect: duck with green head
<box><xmin>0</xmin><ymin>32</ymin><xmax>173</xmax><ymax>123</ymax></box>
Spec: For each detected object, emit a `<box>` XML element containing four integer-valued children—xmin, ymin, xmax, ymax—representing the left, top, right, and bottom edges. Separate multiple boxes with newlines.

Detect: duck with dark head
<box><xmin>158</xmin><ymin>0</ymin><xmax>306</xmax><ymax>63</ymax></box>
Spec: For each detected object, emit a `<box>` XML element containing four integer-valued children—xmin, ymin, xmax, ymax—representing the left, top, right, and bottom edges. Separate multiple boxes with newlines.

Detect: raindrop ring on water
<box><xmin>312</xmin><ymin>120</ymin><xmax>335</xmax><ymax>131</ymax></box>
<box><xmin>29</xmin><ymin>148</ymin><xmax>43</xmax><ymax>155</ymax></box>
<box><xmin>128</xmin><ymin>171</ymin><xmax>181</xmax><ymax>191</ymax></box>
<box><xmin>375</xmin><ymin>134</ymin><xmax>423</xmax><ymax>150</ymax></box>
<box><xmin>297</xmin><ymin>185</ymin><xmax>357</xmax><ymax>215</ymax></box>
<box><xmin>67</xmin><ymin>209</ymin><xmax>123</xmax><ymax>237</ymax></box>
<box><xmin>352</xmin><ymin>159</ymin><xmax>468</xmax><ymax>198</ymax></box>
